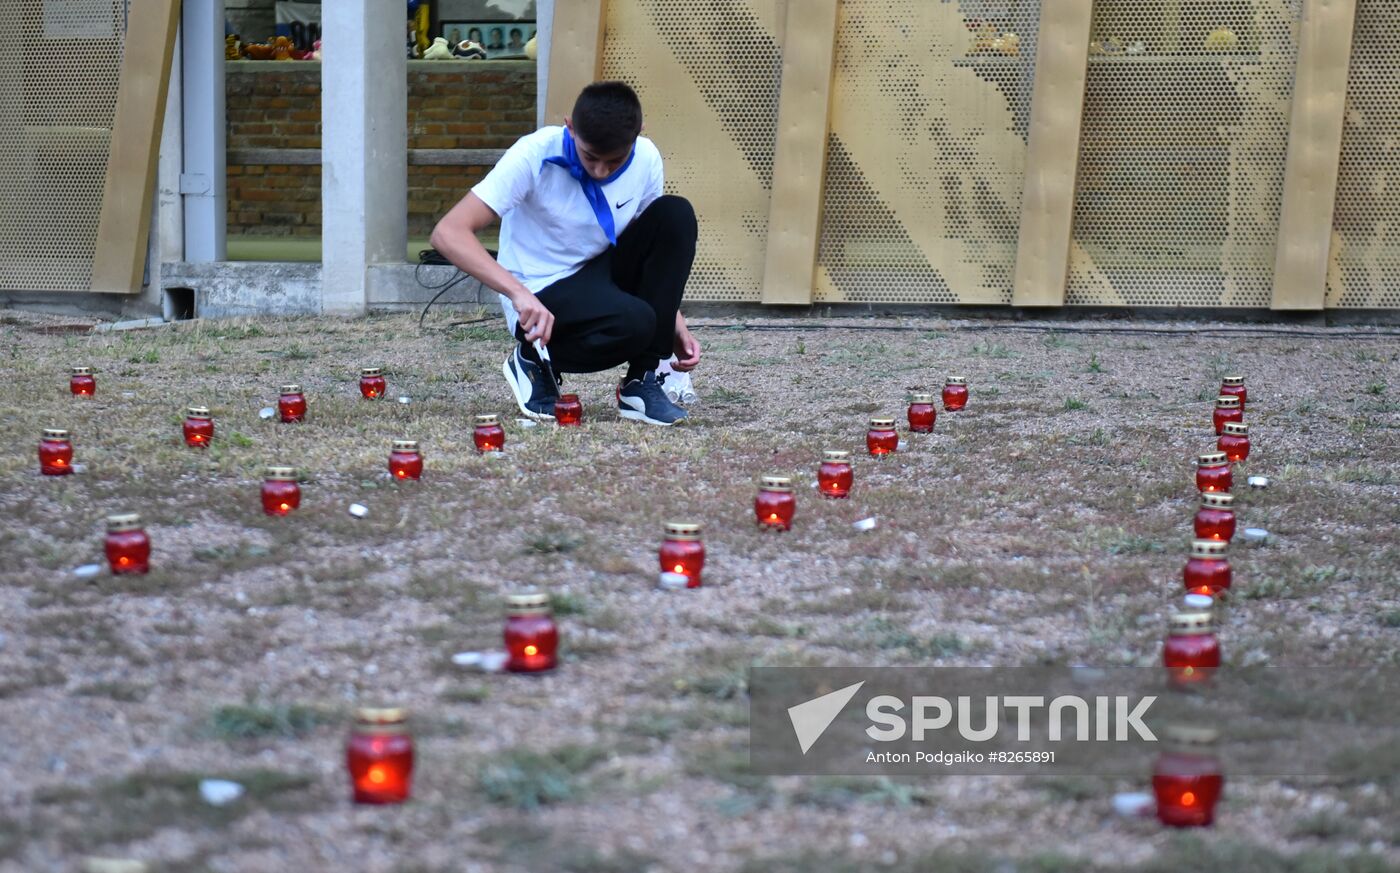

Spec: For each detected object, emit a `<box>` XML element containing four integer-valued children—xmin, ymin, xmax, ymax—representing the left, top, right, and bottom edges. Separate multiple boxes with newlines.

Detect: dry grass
<box><xmin>0</xmin><ymin>310</ymin><xmax>1397</xmax><ymax>871</ymax></box>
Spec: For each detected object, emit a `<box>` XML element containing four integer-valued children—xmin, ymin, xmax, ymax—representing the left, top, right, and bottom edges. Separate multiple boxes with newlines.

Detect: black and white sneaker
<box><xmin>618</xmin><ymin>371</ymin><xmax>688</xmax><ymax>426</ymax></box>
<box><xmin>502</xmin><ymin>343</ymin><xmax>558</xmax><ymax>420</ymax></box>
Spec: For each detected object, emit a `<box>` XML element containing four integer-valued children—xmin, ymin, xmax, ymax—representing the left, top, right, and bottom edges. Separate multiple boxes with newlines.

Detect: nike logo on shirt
<box><xmin>615</xmin><ymin>198</ymin><xmax>633</xmax><ymax>210</ymax></box>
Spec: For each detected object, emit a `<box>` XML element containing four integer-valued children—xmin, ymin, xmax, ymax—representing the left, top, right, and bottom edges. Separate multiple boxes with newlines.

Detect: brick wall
<box><xmin>226</xmin><ymin>60</ymin><xmax>537</xmax><ymax>238</ymax></box>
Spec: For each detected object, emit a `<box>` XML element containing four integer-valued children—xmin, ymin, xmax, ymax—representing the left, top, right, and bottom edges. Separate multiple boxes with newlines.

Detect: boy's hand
<box><xmin>513</xmin><ymin>291</ymin><xmax>555</xmax><ymax>345</ymax></box>
<box><xmin>673</xmin><ymin>322</ymin><xmax>701</xmax><ymax>372</ymax></box>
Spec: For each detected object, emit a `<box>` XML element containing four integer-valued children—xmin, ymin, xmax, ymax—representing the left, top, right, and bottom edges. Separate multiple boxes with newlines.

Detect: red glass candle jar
<box><xmin>261</xmin><ymin>466</ymin><xmax>301</xmax><ymax>516</ymax></box>
<box><xmin>907</xmin><ymin>393</ymin><xmax>937</xmax><ymax>433</ymax></box>
<box><xmin>818</xmin><ymin>449</ymin><xmax>854</xmax><ymax>499</ymax></box>
<box><xmin>1196</xmin><ymin>452</ymin><xmax>1232</xmax><ymax>493</ymax></box>
<box><xmin>70</xmin><ymin>366</ymin><xmax>95</xmax><ymax>397</ymax></box>
<box><xmin>346</xmin><ymin>708</ymin><xmax>414</xmax><ymax>804</ymax></box>
<box><xmin>1212</xmin><ymin>396</ymin><xmax>1242</xmax><ymax>435</ymax></box>
<box><xmin>1219</xmin><ymin>375</ymin><xmax>1246</xmax><ymax>409</ymax></box>
<box><xmin>279</xmin><ymin>384</ymin><xmax>307</xmax><ymax>423</ymax></box>
<box><xmin>359</xmin><ymin>367</ymin><xmax>386</xmax><ymax>399</ymax></box>
<box><xmin>104</xmin><ymin>513</ymin><xmax>151</xmax><ymax>575</ymax></box>
<box><xmin>659</xmin><ymin>521</ymin><xmax>705</xmax><ymax>588</ymax></box>
<box><xmin>39</xmin><ymin>428</ymin><xmax>74</xmax><ymax>476</ymax></box>
<box><xmin>1218</xmin><ymin>422</ymin><xmax>1250</xmax><ymax>463</ymax></box>
<box><xmin>474</xmin><ymin>414</ymin><xmax>505</xmax><ymax>453</ymax></box>
<box><xmin>1183</xmin><ymin>539</ymin><xmax>1231</xmax><ymax>596</ymax></box>
<box><xmin>504</xmin><ymin>590</ymin><xmax>558</xmax><ymax>672</ymax></box>
<box><xmin>1194</xmin><ymin>492</ymin><xmax>1236</xmax><ymax>542</ymax></box>
<box><xmin>389</xmin><ymin>439</ymin><xmax>423</xmax><ymax>480</ymax></box>
<box><xmin>943</xmin><ymin>377</ymin><xmax>969</xmax><ymax>411</ymax></box>
<box><xmin>755</xmin><ymin>475</ymin><xmax>796</xmax><ymax>531</ymax></box>
<box><xmin>1163</xmin><ymin>612</ymin><xmax>1220</xmax><ymax>688</ymax></box>
<box><xmin>183</xmin><ymin>406</ymin><xmax>214</xmax><ymax>447</ymax></box>
<box><xmin>554</xmin><ymin>393</ymin><xmax>583</xmax><ymax>427</ymax></box>
<box><xmin>867</xmin><ymin>416</ymin><xmax>898</xmax><ymax>456</ymax></box>
<box><xmin>1153</xmin><ymin>726</ymin><xmax>1223</xmax><ymax>828</ymax></box>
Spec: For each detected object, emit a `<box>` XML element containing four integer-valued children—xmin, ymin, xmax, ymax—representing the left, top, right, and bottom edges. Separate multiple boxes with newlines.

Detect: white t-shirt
<box><xmin>471</xmin><ymin>125</ymin><xmax>664</xmax><ymax>335</ymax></box>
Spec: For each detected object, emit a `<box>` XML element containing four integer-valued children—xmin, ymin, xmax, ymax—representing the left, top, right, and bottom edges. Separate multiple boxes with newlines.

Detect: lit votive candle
<box><xmin>278</xmin><ymin>384</ymin><xmax>307</xmax><ymax>423</ymax></box>
<box><xmin>1193</xmin><ymin>492</ymin><xmax>1236</xmax><ymax>542</ymax></box>
<box><xmin>1183</xmin><ymin>539</ymin><xmax>1231</xmax><ymax>596</ymax></box>
<box><xmin>659</xmin><ymin>522</ymin><xmax>705</xmax><ymax>588</ymax></box>
<box><xmin>183</xmin><ymin>406</ymin><xmax>214</xmax><ymax>447</ymax></box>
<box><xmin>474</xmin><ymin>414</ymin><xmax>505</xmax><ymax>453</ymax></box>
<box><xmin>359</xmin><ymin>367</ymin><xmax>386</xmax><ymax>400</ymax></box>
<box><xmin>554</xmin><ymin>393</ymin><xmax>583</xmax><ymax>427</ymax></box>
<box><xmin>39</xmin><ymin>428</ymin><xmax>74</xmax><ymax>476</ymax></box>
<box><xmin>1212</xmin><ymin>396</ymin><xmax>1242</xmax><ymax>436</ymax></box>
<box><xmin>346</xmin><ymin>708</ymin><xmax>414</xmax><ymax>804</ymax></box>
<box><xmin>1196</xmin><ymin>452</ymin><xmax>1232</xmax><ymax>494</ymax></box>
<box><xmin>504</xmin><ymin>590</ymin><xmax>558</xmax><ymax>673</ymax></box>
<box><xmin>755</xmin><ymin>475</ymin><xmax>796</xmax><ymax>531</ymax></box>
<box><xmin>70</xmin><ymin>366</ymin><xmax>96</xmax><ymax>397</ymax></box>
<box><xmin>1163</xmin><ymin>611</ymin><xmax>1220</xmax><ymax>688</ymax></box>
<box><xmin>818</xmin><ymin>450</ymin><xmax>854</xmax><ymax>499</ymax></box>
<box><xmin>867</xmin><ymin>417</ymin><xmax>898</xmax><ymax>456</ymax></box>
<box><xmin>1218</xmin><ymin>422</ymin><xmax>1250</xmax><ymax>463</ymax></box>
<box><xmin>1152</xmin><ymin>726</ymin><xmax>1223</xmax><ymax>828</ymax></box>
<box><xmin>1218</xmin><ymin>375</ymin><xmax>1246</xmax><ymax>410</ymax></box>
<box><xmin>261</xmin><ymin>465</ymin><xmax>301</xmax><ymax>516</ymax></box>
<box><xmin>104</xmin><ymin>513</ymin><xmax>151</xmax><ymax>575</ymax></box>
<box><xmin>388</xmin><ymin>439</ymin><xmax>423</xmax><ymax>481</ymax></box>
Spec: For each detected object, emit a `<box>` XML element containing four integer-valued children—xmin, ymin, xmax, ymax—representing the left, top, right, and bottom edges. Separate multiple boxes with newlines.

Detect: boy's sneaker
<box><xmin>619</xmin><ymin>371</ymin><xmax>688</xmax><ymax>426</ymax></box>
<box><xmin>502</xmin><ymin>343</ymin><xmax>558</xmax><ymax>419</ymax></box>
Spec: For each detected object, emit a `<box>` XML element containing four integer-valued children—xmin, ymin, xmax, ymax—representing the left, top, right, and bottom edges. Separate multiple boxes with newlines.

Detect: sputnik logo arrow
<box><xmin>787</xmin><ymin>681</ymin><xmax>864</xmax><ymax>755</ymax></box>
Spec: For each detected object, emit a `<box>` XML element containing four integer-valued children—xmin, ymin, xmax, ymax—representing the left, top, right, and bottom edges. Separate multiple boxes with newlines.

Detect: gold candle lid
<box><xmin>1199</xmin><ymin>492</ymin><xmax>1234</xmax><ymax>510</ymax></box>
<box><xmin>264</xmin><ymin>465</ymin><xmax>298</xmax><ymax>481</ymax></box>
<box><xmin>1190</xmin><ymin>539</ymin><xmax>1229</xmax><ymax>559</ymax></box>
<box><xmin>1215</xmin><ymin>395</ymin><xmax>1240</xmax><ymax>409</ymax></box>
<box><xmin>1163</xmin><ymin>724</ymin><xmax>1219</xmax><ymax>746</ymax></box>
<box><xmin>475</xmin><ymin>414</ymin><xmax>500</xmax><ymax>426</ymax></box>
<box><xmin>664</xmin><ymin>521</ymin><xmax>702</xmax><ymax>540</ymax></box>
<box><xmin>506</xmin><ymin>589</ymin><xmax>552</xmax><ymax>614</ymax></box>
<box><xmin>43</xmin><ymin>428</ymin><xmax>71</xmax><ymax>441</ymax></box>
<box><xmin>187</xmin><ymin>406</ymin><xmax>211</xmax><ymax>419</ymax></box>
<box><xmin>71</xmin><ymin>366</ymin><xmax>93</xmax><ymax>375</ymax></box>
<box><xmin>392</xmin><ymin>439</ymin><xmax>420</xmax><ymax>452</ymax></box>
<box><xmin>105</xmin><ymin>513</ymin><xmax>142</xmax><ymax>532</ymax></box>
<box><xmin>280</xmin><ymin>384</ymin><xmax>303</xmax><ymax>395</ymax></box>
<box><xmin>759</xmin><ymin>475</ymin><xmax>793</xmax><ymax>492</ymax></box>
<box><xmin>1197</xmin><ymin>451</ymin><xmax>1229</xmax><ymax>467</ymax></box>
<box><xmin>822</xmin><ymin>450</ymin><xmax>851</xmax><ymax>463</ymax></box>
<box><xmin>1222</xmin><ymin>422</ymin><xmax>1249</xmax><ymax>437</ymax></box>
<box><xmin>1169</xmin><ymin>612</ymin><xmax>1214</xmax><ymax>635</ymax></box>
<box><xmin>355</xmin><ymin>707</ymin><xmax>408</xmax><ymax>731</ymax></box>
<box><xmin>1221</xmin><ymin>376</ymin><xmax>1244</xmax><ymax>387</ymax></box>
<box><xmin>361</xmin><ymin>367</ymin><xmax>382</xmax><ymax>377</ymax></box>
<box><xmin>868</xmin><ymin>416</ymin><xmax>896</xmax><ymax>429</ymax></box>
<box><xmin>946</xmin><ymin>377</ymin><xmax>967</xmax><ymax>385</ymax></box>
<box><xmin>909</xmin><ymin>393</ymin><xmax>935</xmax><ymax>404</ymax></box>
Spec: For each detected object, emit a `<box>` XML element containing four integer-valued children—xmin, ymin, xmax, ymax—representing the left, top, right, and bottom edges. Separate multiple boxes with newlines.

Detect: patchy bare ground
<box><xmin>0</xmin><ymin>310</ymin><xmax>1397</xmax><ymax>873</ymax></box>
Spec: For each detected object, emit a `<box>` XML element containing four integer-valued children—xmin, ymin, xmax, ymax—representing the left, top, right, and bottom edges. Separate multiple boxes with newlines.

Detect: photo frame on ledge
<box><xmin>440</xmin><ymin>20</ymin><xmax>535</xmax><ymax>59</ymax></box>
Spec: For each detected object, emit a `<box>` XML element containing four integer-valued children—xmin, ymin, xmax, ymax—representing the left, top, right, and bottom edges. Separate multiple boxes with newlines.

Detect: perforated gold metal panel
<box><xmin>0</xmin><ymin>1</ymin><xmax>127</xmax><ymax>292</ymax></box>
<box><xmin>1066</xmin><ymin>1</ymin><xmax>1299</xmax><ymax>307</ymax></box>
<box><xmin>814</xmin><ymin>0</ymin><xmax>1041</xmax><ymax>304</ymax></box>
<box><xmin>601</xmin><ymin>0</ymin><xmax>786</xmax><ymax>301</ymax></box>
<box><xmin>1328</xmin><ymin>0</ymin><xmax>1400</xmax><ymax>308</ymax></box>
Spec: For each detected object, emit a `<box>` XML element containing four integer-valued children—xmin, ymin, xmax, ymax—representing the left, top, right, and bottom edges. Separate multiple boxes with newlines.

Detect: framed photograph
<box><xmin>440</xmin><ymin>19</ymin><xmax>535</xmax><ymax>59</ymax></box>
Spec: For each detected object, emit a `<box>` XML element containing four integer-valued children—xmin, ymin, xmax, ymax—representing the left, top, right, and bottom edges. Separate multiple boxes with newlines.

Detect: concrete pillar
<box><xmin>536</xmin><ymin>0</ymin><xmax>554</xmax><ymax>129</ymax></box>
<box><xmin>157</xmin><ymin>26</ymin><xmax>184</xmax><ymax>265</ymax></box>
<box><xmin>181</xmin><ymin>0</ymin><xmax>226</xmax><ymax>262</ymax></box>
<box><xmin>321</xmin><ymin>0</ymin><xmax>407</xmax><ymax>316</ymax></box>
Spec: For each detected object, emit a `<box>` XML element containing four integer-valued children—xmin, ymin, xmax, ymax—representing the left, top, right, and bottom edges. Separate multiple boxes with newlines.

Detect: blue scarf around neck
<box><xmin>541</xmin><ymin>128</ymin><xmax>635</xmax><ymax>245</ymax></box>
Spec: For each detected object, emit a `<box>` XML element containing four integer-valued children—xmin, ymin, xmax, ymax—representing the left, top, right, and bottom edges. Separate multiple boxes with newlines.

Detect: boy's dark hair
<box><xmin>571</xmin><ymin>81</ymin><xmax>643</xmax><ymax>154</ymax></box>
